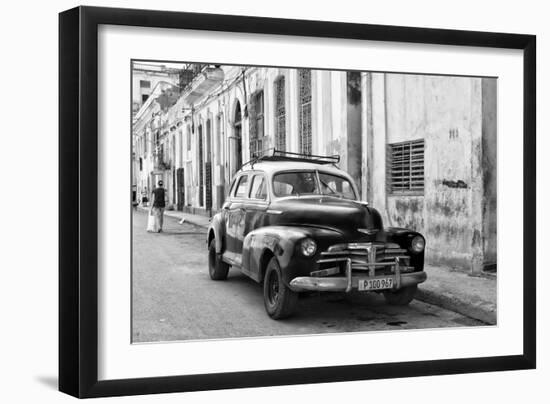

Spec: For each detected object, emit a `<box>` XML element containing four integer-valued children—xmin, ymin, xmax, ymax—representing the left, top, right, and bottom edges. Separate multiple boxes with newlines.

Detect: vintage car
<box><xmin>207</xmin><ymin>149</ymin><xmax>427</xmax><ymax>319</ymax></box>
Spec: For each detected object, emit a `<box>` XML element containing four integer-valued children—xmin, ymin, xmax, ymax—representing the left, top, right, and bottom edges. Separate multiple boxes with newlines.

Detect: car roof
<box><xmin>238</xmin><ymin>161</ymin><xmax>350</xmax><ymax>177</ymax></box>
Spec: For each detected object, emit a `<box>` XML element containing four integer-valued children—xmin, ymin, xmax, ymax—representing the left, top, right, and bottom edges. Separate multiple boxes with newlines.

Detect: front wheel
<box><xmin>208</xmin><ymin>239</ymin><xmax>229</xmax><ymax>280</ymax></box>
<box><xmin>383</xmin><ymin>285</ymin><xmax>417</xmax><ymax>306</ymax></box>
<box><xmin>263</xmin><ymin>257</ymin><xmax>298</xmax><ymax>319</ymax></box>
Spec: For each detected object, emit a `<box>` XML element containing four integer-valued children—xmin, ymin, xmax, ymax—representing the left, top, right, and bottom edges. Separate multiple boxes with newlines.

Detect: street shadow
<box><xmin>35</xmin><ymin>375</ymin><xmax>58</xmax><ymax>390</ymax></box>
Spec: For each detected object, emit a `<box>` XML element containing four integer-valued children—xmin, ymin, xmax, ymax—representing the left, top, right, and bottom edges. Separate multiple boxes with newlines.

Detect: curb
<box><xmin>136</xmin><ymin>206</ymin><xmax>210</xmax><ymax>229</ymax></box>
<box><xmin>415</xmin><ymin>288</ymin><xmax>496</xmax><ymax>325</ymax></box>
<box><xmin>168</xmin><ymin>212</ymin><xmax>210</xmax><ymax>229</ymax></box>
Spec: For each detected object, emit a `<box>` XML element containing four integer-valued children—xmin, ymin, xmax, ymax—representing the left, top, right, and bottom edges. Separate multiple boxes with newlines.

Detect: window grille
<box><xmin>298</xmin><ymin>69</ymin><xmax>312</xmax><ymax>155</ymax></box>
<box><xmin>140</xmin><ymin>80</ymin><xmax>151</xmax><ymax>88</ymax></box>
<box><xmin>274</xmin><ymin>77</ymin><xmax>286</xmax><ymax>151</ymax></box>
<box><xmin>249</xmin><ymin>91</ymin><xmax>264</xmax><ymax>157</ymax></box>
<box><xmin>198</xmin><ymin>125</ymin><xmax>204</xmax><ymax>207</ymax></box>
<box><xmin>387</xmin><ymin>139</ymin><xmax>425</xmax><ymax>194</ymax></box>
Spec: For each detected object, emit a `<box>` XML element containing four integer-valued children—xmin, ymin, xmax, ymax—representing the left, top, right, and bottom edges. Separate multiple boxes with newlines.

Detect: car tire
<box><xmin>208</xmin><ymin>239</ymin><xmax>229</xmax><ymax>280</ymax></box>
<box><xmin>383</xmin><ymin>285</ymin><xmax>417</xmax><ymax>305</ymax></box>
<box><xmin>263</xmin><ymin>257</ymin><xmax>298</xmax><ymax>319</ymax></box>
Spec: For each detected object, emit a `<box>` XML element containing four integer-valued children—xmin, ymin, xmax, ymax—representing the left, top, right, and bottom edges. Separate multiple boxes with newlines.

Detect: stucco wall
<box><xmin>481</xmin><ymin>78</ymin><xmax>498</xmax><ymax>268</ymax></box>
<box><xmin>370</xmin><ymin>73</ymin><xmax>493</xmax><ymax>271</ymax></box>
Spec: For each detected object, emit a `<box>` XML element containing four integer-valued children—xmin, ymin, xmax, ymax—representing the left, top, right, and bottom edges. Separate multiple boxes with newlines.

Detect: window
<box><xmin>141</xmin><ymin>94</ymin><xmax>149</xmax><ymax>103</ymax></box>
<box><xmin>387</xmin><ymin>139</ymin><xmax>425</xmax><ymax>194</ymax></box>
<box><xmin>186</xmin><ymin>125</ymin><xmax>191</xmax><ymax>151</ymax></box>
<box><xmin>232</xmin><ymin>101</ymin><xmax>243</xmax><ymax>175</ymax></box>
<box><xmin>273</xmin><ymin>171</ymin><xmax>356</xmax><ymax>199</ymax></box>
<box><xmin>298</xmin><ymin>69</ymin><xmax>312</xmax><ymax>155</ymax></box>
<box><xmin>249</xmin><ymin>175</ymin><xmax>267</xmax><ymax>200</ymax></box>
<box><xmin>249</xmin><ymin>91</ymin><xmax>264</xmax><ymax>157</ymax></box>
<box><xmin>140</xmin><ymin>80</ymin><xmax>151</xmax><ymax>88</ymax></box>
<box><xmin>228</xmin><ymin>177</ymin><xmax>237</xmax><ymax>197</ymax></box>
<box><xmin>216</xmin><ymin>113</ymin><xmax>223</xmax><ymax>165</ymax></box>
<box><xmin>274</xmin><ymin>77</ymin><xmax>286</xmax><ymax>150</ymax></box>
<box><xmin>273</xmin><ymin>171</ymin><xmax>318</xmax><ymax>196</ymax></box>
<box><xmin>234</xmin><ymin>175</ymin><xmax>249</xmax><ymax>198</ymax></box>
<box><xmin>198</xmin><ymin>125</ymin><xmax>204</xmax><ymax>207</ymax></box>
<box><xmin>318</xmin><ymin>173</ymin><xmax>356</xmax><ymax>200</ymax></box>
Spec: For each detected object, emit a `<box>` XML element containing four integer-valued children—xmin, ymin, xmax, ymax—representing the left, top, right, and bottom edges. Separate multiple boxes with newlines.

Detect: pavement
<box><xmin>132</xmin><ymin>210</ymin><xmax>485</xmax><ymax>343</ymax></box>
<box><xmin>416</xmin><ymin>266</ymin><xmax>496</xmax><ymax>325</ymax></box>
<box><xmin>137</xmin><ymin>205</ymin><xmax>212</xmax><ymax>228</ymax></box>
<box><xmin>135</xmin><ymin>205</ymin><xmax>497</xmax><ymax>325</ymax></box>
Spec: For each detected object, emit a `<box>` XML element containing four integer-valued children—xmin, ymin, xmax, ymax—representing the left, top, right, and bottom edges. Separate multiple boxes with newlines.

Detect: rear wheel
<box><xmin>208</xmin><ymin>239</ymin><xmax>229</xmax><ymax>280</ymax></box>
<box><xmin>383</xmin><ymin>285</ymin><xmax>417</xmax><ymax>305</ymax></box>
<box><xmin>263</xmin><ymin>257</ymin><xmax>298</xmax><ymax>319</ymax></box>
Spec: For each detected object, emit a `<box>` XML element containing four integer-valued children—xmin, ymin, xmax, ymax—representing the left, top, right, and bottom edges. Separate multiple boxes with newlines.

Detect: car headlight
<box><xmin>300</xmin><ymin>238</ymin><xmax>317</xmax><ymax>257</ymax></box>
<box><xmin>410</xmin><ymin>235</ymin><xmax>425</xmax><ymax>253</ymax></box>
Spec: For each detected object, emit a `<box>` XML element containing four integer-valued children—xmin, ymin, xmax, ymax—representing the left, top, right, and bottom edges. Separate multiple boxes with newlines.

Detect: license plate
<box><xmin>358</xmin><ymin>277</ymin><xmax>393</xmax><ymax>291</ymax></box>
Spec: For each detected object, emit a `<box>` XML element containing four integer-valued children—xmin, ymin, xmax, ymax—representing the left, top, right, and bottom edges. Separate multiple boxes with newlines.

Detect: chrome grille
<box><xmin>315</xmin><ymin>242</ymin><xmax>412</xmax><ymax>276</ymax></box>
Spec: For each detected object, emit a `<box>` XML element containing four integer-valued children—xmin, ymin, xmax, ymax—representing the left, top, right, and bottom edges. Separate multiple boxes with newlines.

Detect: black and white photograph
<box><xmin>131</xmin><ymin>61</ymin><xmax>497</xmax><ymax>343</ymax></box>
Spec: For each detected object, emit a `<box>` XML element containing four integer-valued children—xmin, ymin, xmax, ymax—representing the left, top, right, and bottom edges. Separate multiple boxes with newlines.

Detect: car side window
<box><xmin>227</xmin><ymin>178</ymin><xmax>237</xmax><ymax>198</ymax></box>
<box><xmin>234</xmin><ymin>175</ymin><xmax>249</xmax><ymax>198</ymax></box>
<box><xmin>249</xmin><ymin>175</ymin><xmax>267</xmax><ymax>200</ymax></box>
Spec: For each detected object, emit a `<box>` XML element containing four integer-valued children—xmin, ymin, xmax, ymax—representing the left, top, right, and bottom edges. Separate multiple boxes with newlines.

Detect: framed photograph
<box><xmin>59</xmin><ymin>6</ymin><xmax>536</xmax><ymax>398</ymax></box>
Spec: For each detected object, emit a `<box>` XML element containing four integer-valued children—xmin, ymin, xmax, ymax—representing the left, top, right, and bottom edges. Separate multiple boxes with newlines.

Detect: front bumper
<box><xmin>289</xmin><ymin>258</ymin><xmax>427</xmax><ymax>292</ymax></box>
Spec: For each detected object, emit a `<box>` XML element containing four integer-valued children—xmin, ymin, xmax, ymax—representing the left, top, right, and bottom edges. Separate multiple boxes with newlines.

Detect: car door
<box><xmin>241</xmin><ymin>173</ymin><xmax>270</xmax><ymax>277</ymax></box>
<box><xmin>244</xmin><ymin>173</ymin><xmax>269</xmax><ymax>236</ymax></box>
<box><xmin>224</xmin><ymin>173</ymin><xmax>249</xmax><ymax>264</ymax></box>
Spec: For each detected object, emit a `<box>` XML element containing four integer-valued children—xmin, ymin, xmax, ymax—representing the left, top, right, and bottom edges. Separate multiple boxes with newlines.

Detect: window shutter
<box><xmin>387</xmin><ymin>139</ymin><xmax>425</xmax><ymax>194</ymax></box>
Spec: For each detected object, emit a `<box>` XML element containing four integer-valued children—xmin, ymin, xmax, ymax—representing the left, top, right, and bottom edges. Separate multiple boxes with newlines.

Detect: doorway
<box><xmin>230</xmin><ymin>101</ymin><xmax>243</xmax><ymax>178</ymax></box>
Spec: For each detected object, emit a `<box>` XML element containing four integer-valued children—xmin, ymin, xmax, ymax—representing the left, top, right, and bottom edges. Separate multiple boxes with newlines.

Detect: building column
<box><xmin>370</xmin><ymin>73</ymin><xmax>389</xmax><ymax>223</ymax></box>
<box><xmin>330</xmin><ymin>71</ymin><xmax>347</xmax><ymax>166</ymax></box>
<box><xmin>288</xmin><ymin>69</ymin><xmax>299</xmax><ymax>153</ymax></box>
<box><xmin>346</xmin><ymin>71</ymin><xmax>363</xmax><ymax>196</ymax></box>
<box><xmin>470</xmin><ymin>78</ymin><xmax>484</xmax><ymax>274</ymax></box>
<box><xmin>361</xmin><ymin>72</ymin><xmax>371</xmax><ymax>202</ymax></box>
<box><xmin>481</xmin><ymin>78</ymin><xmax>498</xmax><ymax>271</ymax></box>
<box><xmin>315</xmin><ymin>70</ymin><xmax>333</xmax><ymax>156</ymax></box>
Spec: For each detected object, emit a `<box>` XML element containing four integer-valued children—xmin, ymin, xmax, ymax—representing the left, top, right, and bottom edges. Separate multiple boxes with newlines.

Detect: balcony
<box><xmin>180</xmin><ymin>66</ymin><xmax>224</xmax><ymax>105</ymax></box>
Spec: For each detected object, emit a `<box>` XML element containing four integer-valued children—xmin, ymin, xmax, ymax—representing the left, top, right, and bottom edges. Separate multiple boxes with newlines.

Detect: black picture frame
<box><xmin>59</xmin><ymin>5</ymin><xmax>536</xmax><ymax>398</ymax></box>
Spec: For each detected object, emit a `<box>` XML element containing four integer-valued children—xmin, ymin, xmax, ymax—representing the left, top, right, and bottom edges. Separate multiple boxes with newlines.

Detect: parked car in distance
<box><xmin>207</xmin><ymin>149</ymin><xmax>427</xmax><ymax>319</ymax></box>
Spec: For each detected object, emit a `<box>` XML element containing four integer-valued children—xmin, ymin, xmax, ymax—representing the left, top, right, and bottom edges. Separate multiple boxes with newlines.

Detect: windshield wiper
<box><xmin>320</xmin><ymin>180</ymin><xmax>341</xmax><ymax>197</ymax></box>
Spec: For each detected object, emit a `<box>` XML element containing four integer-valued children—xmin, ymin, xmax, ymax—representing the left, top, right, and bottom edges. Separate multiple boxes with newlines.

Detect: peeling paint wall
<box><xmin>481</xmin><ymin>78</ymin><xmax>497</xmax><ymax>269</ymax></box>
<box><xmin>368</xmin><ymin>73</ymin><xmax>496</xmax><ymax>272</ymax></box>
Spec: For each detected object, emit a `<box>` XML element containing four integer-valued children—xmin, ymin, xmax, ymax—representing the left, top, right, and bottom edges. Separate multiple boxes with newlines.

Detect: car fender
<box><xmin>207</xmin><ymin>212</ymin><xmax>225</xmax><ymax>253</ymax></box>
<box><xmin>384</xmin><ymin>227</ymin><xmax>425</xmax><ymax>271</ymax></box>
<box><xmin>242</xmin><ymin>225</ymin><xmax>341</xmax><ymax>283</ymax></box>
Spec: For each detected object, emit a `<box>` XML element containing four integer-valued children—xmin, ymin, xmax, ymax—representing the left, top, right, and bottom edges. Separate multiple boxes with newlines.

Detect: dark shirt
<box><xmin>152</xmin><ymin>188</ymin><xmax>166</xmax><ymax>208</ymax></box>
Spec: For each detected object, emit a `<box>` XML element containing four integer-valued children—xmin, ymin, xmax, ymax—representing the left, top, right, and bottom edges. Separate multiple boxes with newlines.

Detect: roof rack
<box><xmin>238</xmin><ymin>149</ymin><xmax>340</xmax><ymax>172</ymax></box>
<box><xmin>256</xmin><ymin>148</ymin><xmax>339</xmax><ymax>165</ymax></box>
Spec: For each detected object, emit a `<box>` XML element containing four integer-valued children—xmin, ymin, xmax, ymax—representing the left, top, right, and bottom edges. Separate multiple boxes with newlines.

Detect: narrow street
<box><xmin>132</xmin><ymin>210</ymin><xmax>483</xmax><ymax>343</ymax></box>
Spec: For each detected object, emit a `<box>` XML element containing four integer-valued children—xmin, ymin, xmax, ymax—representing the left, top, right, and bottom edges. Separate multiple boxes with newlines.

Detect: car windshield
<box><xmin>273</xmin><ymin>171</ymin><xmax>356</xmax><ymax>200</ymax></box>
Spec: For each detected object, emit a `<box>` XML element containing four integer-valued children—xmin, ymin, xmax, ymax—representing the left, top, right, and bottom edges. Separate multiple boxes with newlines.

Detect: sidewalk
<box><xmin>136</xmin><ymin>206</ymin><xmax>212</xmax><ymax>228</ymax></box>
<box><xmin>416</xmin><ymin>265</ymin><xmax>497</xmax><ymax>325</ymax></box>
<box><xmin>135</xmin><ymin>205</ymin><xmax>496</xmax><ymax>324</ymax></box>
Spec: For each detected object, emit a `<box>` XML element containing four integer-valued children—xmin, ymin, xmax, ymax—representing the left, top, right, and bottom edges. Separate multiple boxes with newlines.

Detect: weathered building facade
<box><xmin>132</xmin><ymin>64</ymin><xmax>497</xmax><ymax>274</ymax></box>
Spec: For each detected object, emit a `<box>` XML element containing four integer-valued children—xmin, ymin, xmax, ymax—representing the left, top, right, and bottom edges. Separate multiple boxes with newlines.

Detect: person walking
<box><xmin>148</xmin><ymin>180</ymin><xmax>166</xmax><ymax>233</ymax></box>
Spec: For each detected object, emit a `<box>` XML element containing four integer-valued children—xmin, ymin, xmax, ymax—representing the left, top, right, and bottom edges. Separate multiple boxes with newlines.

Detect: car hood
<box><xmin>269</xmin><ymin>196</ymin><xmax>383</xmax><ymax>238</ymax></box>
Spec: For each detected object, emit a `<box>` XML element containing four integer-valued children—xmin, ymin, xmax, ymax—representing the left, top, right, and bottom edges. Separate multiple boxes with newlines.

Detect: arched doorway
<box><xmin>230</xmin><ymin>101</ymin><xmax>243</xmax><ymax>177</ymax></box>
